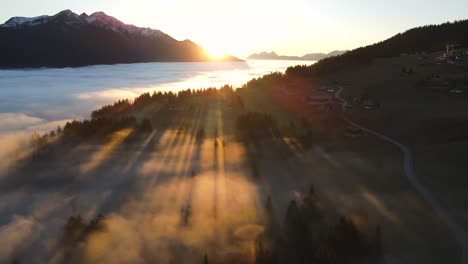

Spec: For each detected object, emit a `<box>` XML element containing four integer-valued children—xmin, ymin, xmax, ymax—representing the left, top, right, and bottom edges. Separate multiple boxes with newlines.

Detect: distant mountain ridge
<box><xmin>286</xmin><ymin>19</ymin><xmax>468</xmax><ymax>76</ymax></box>
<box><xmin>0</xmin><ymin>10</ymin><xmax>241</xmax><ymax>68</ymax></box>
<box><xmin>247</xmin><ymin>50</ymin><xmax>348</xmax><ymax>61</ymax></box>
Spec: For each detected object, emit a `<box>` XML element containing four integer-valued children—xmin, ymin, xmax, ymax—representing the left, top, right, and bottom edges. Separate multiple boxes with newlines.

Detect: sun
<box><xmin>205</xmin><ymin>47</ymin><xmax>228</xmax><ymax>60</ymax></box>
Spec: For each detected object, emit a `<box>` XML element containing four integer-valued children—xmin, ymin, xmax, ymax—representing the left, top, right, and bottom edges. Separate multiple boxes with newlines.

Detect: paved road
<box><xmin>335</xmin><ymin>86</ymin><xmax>468</xmax><ymax>264</ymax></box>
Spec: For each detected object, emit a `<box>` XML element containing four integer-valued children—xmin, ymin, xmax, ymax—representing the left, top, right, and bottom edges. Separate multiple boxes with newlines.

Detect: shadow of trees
<box><xmin>256</xmin><ymin>185</ymin><xmax>383</xmax><ymax>264</ymax></box>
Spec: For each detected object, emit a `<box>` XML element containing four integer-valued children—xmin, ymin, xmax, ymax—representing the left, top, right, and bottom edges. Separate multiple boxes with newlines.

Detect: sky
<box><xmin>0</xmin><ymin>0</ymin><xmax>467</xmax><ymax>58</ymax></box>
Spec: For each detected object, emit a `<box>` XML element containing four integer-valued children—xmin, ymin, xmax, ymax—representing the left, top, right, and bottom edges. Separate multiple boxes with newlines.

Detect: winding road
<box><xmin>335</xmin><ymin>86</ymin><xmax>468</xmax><ymax>264</ymax></box>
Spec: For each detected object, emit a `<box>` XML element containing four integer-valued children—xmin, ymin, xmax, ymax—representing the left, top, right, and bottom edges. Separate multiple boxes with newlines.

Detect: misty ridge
<box><xmin>247</xmin><ymin>50</ymin><xmax>348</xmax><ymax>61</ymax></box>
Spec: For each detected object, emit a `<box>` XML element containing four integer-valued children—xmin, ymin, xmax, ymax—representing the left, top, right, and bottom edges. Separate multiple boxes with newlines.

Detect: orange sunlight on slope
<box><xmin>79</xmin><ymin>128</ymin><xmax>133</xmax><ymax>176</ymax></box>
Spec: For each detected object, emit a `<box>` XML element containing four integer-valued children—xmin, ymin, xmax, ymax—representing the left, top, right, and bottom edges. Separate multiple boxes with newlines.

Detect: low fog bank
<box><xmin>0</xmin><ymin>128</ymin><xmax>267</xmax><ymax>263</ymax></box>
<box><xmin>0</xmin><ymin>60</ymin><xmax>313</xmax><ymax>178</ymax></box>
<box><xmin>0</xmin><ymin>114</ymin><xmax>391</xmax><ymax>264</ymax></box>
<box><xmin>0</xmin><ymin>60</ymin><xmax>308</xmax><ymax>135</ymax></box>
<box><xmin>0</xmin><ymin>115</ymin><xmax>73</xmax><ymax>176</ymax></box>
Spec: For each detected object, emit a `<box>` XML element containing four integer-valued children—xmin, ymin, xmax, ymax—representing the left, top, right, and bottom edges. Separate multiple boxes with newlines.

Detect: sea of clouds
<box><xmin>0</xmin><ymin>60</ymin><xmax>313</xmax><ymax>170</ymax></box>
<box><xmin>0</xmin><ymin>60</ymin><xmax>310</xmax><ymax>134</ymax></box>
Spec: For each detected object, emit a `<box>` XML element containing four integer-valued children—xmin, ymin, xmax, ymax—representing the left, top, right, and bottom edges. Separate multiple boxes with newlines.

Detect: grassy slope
<box><xmin>239</xmin><ymin>78</ymin><xmax>460</xmax><ymax>263</ymax></box>
<box><xmin>314</xmin><ymin>54</ymin><xmax>468</xmax><ymax>259</ymax></box>
<box><xmin>3</xmin><ymin>74</ymin><xmax>462</xmax><ymax>262</ymax></box>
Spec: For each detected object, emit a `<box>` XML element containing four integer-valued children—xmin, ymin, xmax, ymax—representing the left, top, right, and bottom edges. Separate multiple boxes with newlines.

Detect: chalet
<box><xmin>319</xmin><ymin>85</ymin><xmax>329</xmax><ymax>91</ymax></box>
<box><xmin>355</xmin><ymin>94</ymin><xmax>380</xmax><ymax>110</ymax></box>
<box><xmin>450</xmin><ymin>48</ymin><xmax>467</xmax><ymax>62</ymax></box>
<box><xmin>362</xmin><ymin>98</ymin><xmax>380</xmax><ymax>109</ymax></box>
<box><xmin>318</xmin><ymin>84</ymin><xmax>336</xmax><ymax>93</ymax></box>
<box><xmin>434</xmin><ymin>56</ymin><xmax>446</xmax><ymax>64</ymax></box>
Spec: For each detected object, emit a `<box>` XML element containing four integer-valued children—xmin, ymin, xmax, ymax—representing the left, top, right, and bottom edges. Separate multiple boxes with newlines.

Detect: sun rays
<box><xmin>79</xmin><ymin>128</ymin><xmax>133</xmax><ymax>176</ymax></box>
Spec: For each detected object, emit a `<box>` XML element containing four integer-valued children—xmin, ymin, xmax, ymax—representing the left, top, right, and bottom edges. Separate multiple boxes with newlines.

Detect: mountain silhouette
<box><xmin>0</xmin><ymin>10</ymin><xmax>241</xmax><ymax>68</ymax></box>
<box><xmin>247</xmin><ymin>50</ymin><xmax>347</xmax><ymax>60</ymax></box>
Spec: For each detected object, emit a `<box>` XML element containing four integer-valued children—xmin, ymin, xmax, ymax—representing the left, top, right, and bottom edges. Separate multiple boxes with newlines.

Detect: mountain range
<box><xmin>247</xmin><ymin>50</ymin><xmax>348</xmax><ymax>61</ymax></box>
<box><xmin>0</xmin><ymin>10</ymin><xmax>241</xmax><ymax>68</ymax></box>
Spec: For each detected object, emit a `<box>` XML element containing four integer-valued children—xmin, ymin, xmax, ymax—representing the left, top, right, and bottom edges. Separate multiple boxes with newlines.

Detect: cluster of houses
<box><xmin>434</xmin><ymin>44</ymin><xmax>468</xmax><ymax>64</ymax></box>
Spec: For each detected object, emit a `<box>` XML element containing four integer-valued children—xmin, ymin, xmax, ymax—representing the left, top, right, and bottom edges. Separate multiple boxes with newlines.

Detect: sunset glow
<box><xmin>2</xmin><ymin>1</ymin><xmax>467</xmax><ymax>58</ymax></box>
<box><xmin>1</xmin><ymin>0</ymin><xmax>468</xmax><ymax>263</ymax></box>
<box><xmin>205</xmin><ymin>47</ymin><xmax>229</xmax><ymax>60</ymax></box>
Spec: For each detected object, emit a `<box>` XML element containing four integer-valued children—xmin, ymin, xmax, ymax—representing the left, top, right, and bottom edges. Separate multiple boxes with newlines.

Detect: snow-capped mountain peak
<box><xmin>86</xmin><ymin>11</ymin><xmax>127</xmax><ymax>29</ymax></box>
<box><xmin>0</xmin><ymin>9</ymin><xmax>170</xmax><ymax>39</ymax></box>
<box><xmin>1</xmin><ymin>15</ymin><xmax>49</xmax><ymax>28</ymax></box>
<box><xmin>56</xmin><ymin>9</ymin><xmax>76</xmax><ymax>17</ymax></box>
